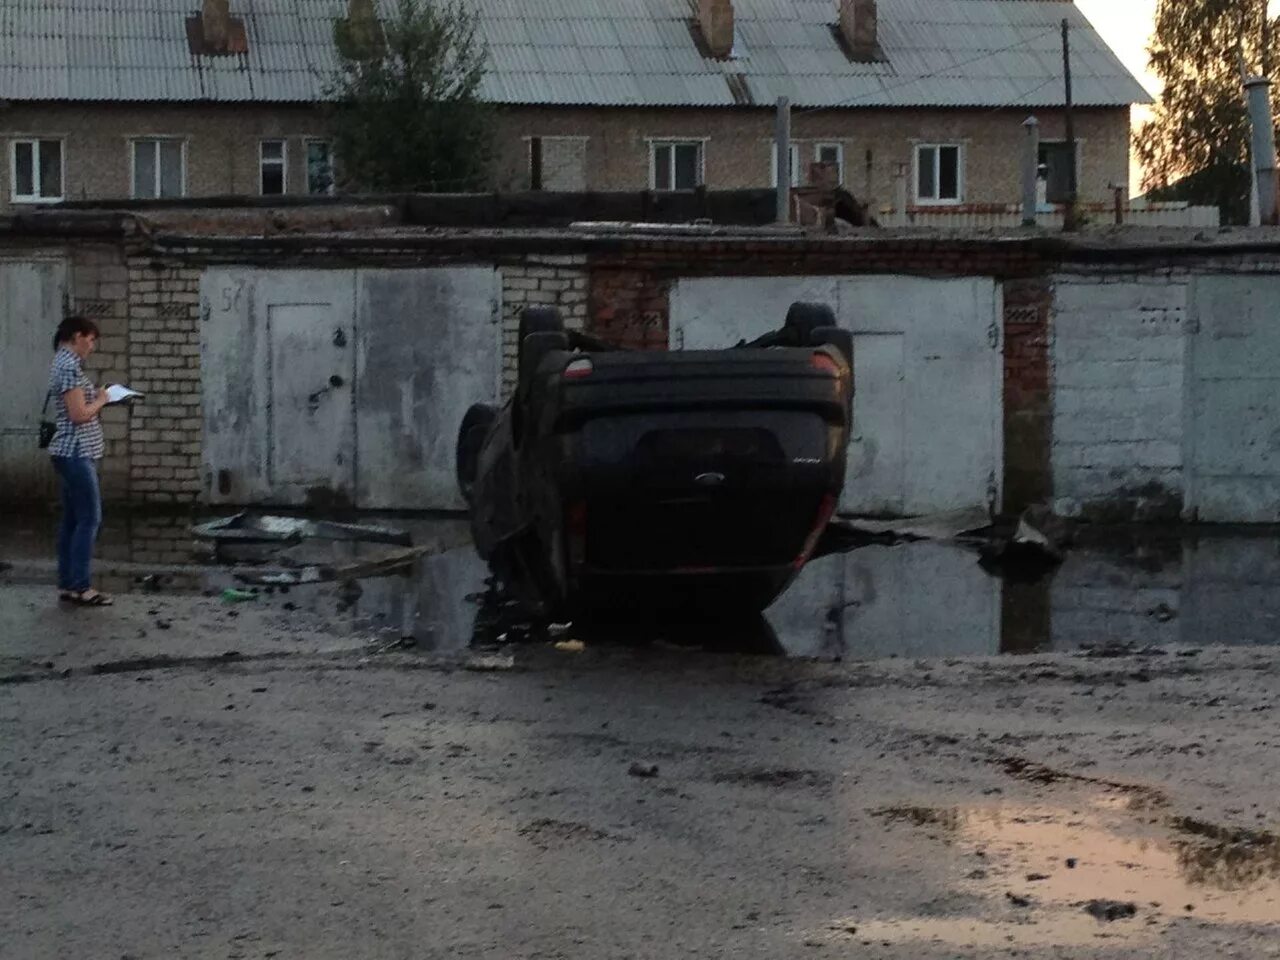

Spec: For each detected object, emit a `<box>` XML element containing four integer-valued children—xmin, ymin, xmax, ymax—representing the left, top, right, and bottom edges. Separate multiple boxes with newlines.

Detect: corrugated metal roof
<box><xmin>0</xmin><ymin>0</ymin><xmax>1152</xmax><ymax>107</ymax></box>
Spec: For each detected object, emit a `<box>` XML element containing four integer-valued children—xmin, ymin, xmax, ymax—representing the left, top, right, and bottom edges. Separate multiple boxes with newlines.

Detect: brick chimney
<box><xmin>838</xmin><ymin>0</ymin><xmax>878</xmax><ymax>60</ymax></box>
<box><xmin>203</xmin><ymin>0</ymin><xmax>231</xmax><ymax>51</ymax></box>
<box><xmin>698</xmin><ymin>0</ymin><xmax>735</xmax><ymax>59</ymax></box>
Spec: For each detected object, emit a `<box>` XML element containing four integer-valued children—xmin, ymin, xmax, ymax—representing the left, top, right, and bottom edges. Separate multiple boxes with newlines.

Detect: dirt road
<box><xmin>3</xmin><ymin>581</ymin><xmax>1279</xmax><ymax>959</ymax></box>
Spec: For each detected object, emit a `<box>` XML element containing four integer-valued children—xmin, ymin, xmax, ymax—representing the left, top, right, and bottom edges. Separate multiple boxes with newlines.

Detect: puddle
<box><xmin>848</xmin><ymin>801</ymin><xmax>1280</xmax><ymax>947</ymax></box>
<box><xmin>6</xmin><ymin>512</ymin><xmax>1280</xmax><ymax>661</ymax></box>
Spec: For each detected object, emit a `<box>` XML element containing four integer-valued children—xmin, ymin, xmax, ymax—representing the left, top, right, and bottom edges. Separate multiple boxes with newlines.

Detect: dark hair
<box><xmin>53</xmin><ymin>315</ymin><xmax>100</xmax><ymax>351</ymax></box>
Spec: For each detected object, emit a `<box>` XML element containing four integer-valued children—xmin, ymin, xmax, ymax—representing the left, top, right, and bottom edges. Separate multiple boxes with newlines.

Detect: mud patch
<box><xmin>713</xmin><ymin>767</ymin><xmax>832</xmax><ymax>789</ymax></box>
<box><xmin>518</xmin><ymin>818</ymin><xmax>632</xmax><ymax>850</ymax></box>
<box><xmin>996</xmin><ymin>755</ymin><xmax>1168</xmax><ymax>808</ymax></box>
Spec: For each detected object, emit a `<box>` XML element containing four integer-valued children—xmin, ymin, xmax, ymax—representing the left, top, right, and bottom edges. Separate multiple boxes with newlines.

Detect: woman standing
<box><xmin>48</xmin><ymin>315</ymin><xmax>113</xmax><ymax>606</ymax></box>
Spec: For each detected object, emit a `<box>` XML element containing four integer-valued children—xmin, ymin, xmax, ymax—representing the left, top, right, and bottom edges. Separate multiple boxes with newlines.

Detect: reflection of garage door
<box><xmin>202</xmin><ymin>268</ymin><xmax>502</xmax><ymax>510</ymax></box>
<box><xmin>669</xmin><ymin>276</ymin><xmax>1003</xmax><ymax>517</ymax></box>
<box><xmin>0</xmin><ymin>259</ymin><xmax>66</xmax><ymax>502</ymax></box>
<box><xmin>1189</xmin><ymin>276</ymin><xmax>1280</xmax><ymax>522</ymax></box>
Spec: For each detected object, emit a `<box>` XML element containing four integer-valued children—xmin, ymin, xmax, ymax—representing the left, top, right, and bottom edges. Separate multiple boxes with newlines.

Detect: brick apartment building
<box><xmin>0</xmin><ymin>0</ymin><xmax>1149</xmax><ymax>213</ymax></box>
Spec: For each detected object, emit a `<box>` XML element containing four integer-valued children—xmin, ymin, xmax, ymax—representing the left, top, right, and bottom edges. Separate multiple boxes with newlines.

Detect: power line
<box><xmin>795</xmin><ymin>25</ymin><xmax>1063</xmax><ymax>117</ymax></box>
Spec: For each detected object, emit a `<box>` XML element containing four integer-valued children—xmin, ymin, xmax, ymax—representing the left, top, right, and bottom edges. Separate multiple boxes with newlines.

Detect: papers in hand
<box><xmin>104</xmin><ymin>384</ymin><xmax>145</xmax><ymax>405</ymax></box>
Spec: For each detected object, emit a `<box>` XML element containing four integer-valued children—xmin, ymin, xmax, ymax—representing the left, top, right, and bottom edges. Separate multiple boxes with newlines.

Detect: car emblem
<box><xmin>694</xmin><ymin>471</ymin><xmax>727</xmax><ymax>487</ymax></box>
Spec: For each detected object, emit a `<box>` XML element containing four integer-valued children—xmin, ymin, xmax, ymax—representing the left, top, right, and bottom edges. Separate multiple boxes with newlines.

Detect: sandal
<box><xmin>70</xmin><ymin>590</ymin><xmax>114</xmax><ymax>607</ymax></box>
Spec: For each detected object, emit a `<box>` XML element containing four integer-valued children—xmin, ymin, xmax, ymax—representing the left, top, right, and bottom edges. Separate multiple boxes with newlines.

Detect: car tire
<box><xmin>518</xmin><ymin>330</ymin><xmax>569</xmax><ymax>396</ymax></box>
<box><xmin>784</xmin><ymin>302</ymin><xmax>838</xmax><ymax>346</ymax></box>
<box><xmin>519</xmin><ymin>306</ymin><xmax>564</xmax><ymax>344</ymax></box>
<box><xmin>456</xmin><ymin>403</ymin><xmax>497</xmax><ymax>503</ymax></box>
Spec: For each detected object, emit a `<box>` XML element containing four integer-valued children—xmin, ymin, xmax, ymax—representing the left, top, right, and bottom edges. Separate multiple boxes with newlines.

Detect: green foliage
<box><xmin>327</xmin><ymin>0</ymin><xmax>493</xmax><ymax>193</ymax></box>
<box><xmin>1134</xmin><ymin>0</ymin><xmax>1277</xmax><ymax>224</ymax></box>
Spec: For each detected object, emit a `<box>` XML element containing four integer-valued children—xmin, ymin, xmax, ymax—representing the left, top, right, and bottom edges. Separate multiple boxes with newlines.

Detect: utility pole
<box><xmin>1022</xmin><ymin>116</ymin><xmax>1040</xmax><ymax>227</ymax></box>
<box><xmin>1061</xmin><ymin>18</ymin><xmax>1078</xmax><ymax>231</ymax></box>
<box><xmin>775</xmin><ymin>96</ymin><xmax>792</xmax><ymax>224</ymax></box>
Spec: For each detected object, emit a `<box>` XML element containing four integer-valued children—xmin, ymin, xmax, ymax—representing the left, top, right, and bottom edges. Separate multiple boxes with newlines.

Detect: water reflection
<box><xmin>6</xmin><ymin>511</ymin><xmax>1280</xmax><ymax>661</ymax></box>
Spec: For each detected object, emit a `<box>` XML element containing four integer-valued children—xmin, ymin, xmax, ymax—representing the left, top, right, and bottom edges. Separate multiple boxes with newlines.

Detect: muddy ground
<box><xmin>3</xmin><ymin>525</ymin><xmax>1280</xmax><ymax>958</ymax></box>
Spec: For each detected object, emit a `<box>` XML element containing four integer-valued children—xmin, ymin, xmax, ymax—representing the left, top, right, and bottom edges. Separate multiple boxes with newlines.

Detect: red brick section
<box><xmin>1002</xmin><ymin>278</ymin><xmax>1053</xmax><ymax>511</ymax></box>
<box><xmin>588</xmin><ymin>268</ymin><xmax>671</xmax><ymax>349</ymax></box>
<box><xmin>587</xmin><ymin>237</ymin><xmax>1048</xmax><ymax>348</ymax></box>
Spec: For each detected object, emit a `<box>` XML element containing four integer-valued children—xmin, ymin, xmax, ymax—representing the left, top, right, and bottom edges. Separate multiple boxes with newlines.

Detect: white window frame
<box><xmin>305</xmin><ymin>138</ymin><xmax>336</xmax><ymax>196</ymax></box>
<box><xmin>129</xmin><ymin>138</ymin><xmax>187</xmax><ymax>200</ymax></box>
<box><xmin>647</xmin><ymin>138</ymin><xmax>706</xmax><ymax>192</ymax></box>
<box><xmin>914</xmin><ymin>143</ymin><xmax>964</xmax><ymax>205</ymax></box>
<box><xmin>814</xmin><ymin>142</ymin><xmax>845</xmax><ymax>184</ymax></box>
<box><xmin>770</xmin><ymin>142</ymin><xmax>802</xmax><ymax>188</ymax></box>
<box><xmin>10</xmin><ymin>138</ymin><xmax>66</xmax><ymax>204</ymax></box>
<box><xmin>260</xmin><ymin>139</ymin><xmax>288</xmax><ymax>196</ymax></box>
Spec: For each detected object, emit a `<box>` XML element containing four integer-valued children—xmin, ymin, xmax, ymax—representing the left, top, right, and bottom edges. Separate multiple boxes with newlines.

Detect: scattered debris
<box><xmin>221</xmin><ymin>588</ymin><xmax>258</xmax><ymax>603</ymax></box>
<box><xmin>628</xmin><ymin>761</ymin><xmax>660</xmax><ymax>778</ymax></box>
<box><xmin>464</xmin><ymin>653</ymin><xmax>515</xmax><ymax>672</ymax></box>
<box><xmin>1084</xmin><ymin>899</ymin><xmax>1137</xmax><ymax>921</ymax></box>
<box><xmin>554</xmin><ymin>639</ymin><xmax>585</xmax><ymax>653</ymax></box>
<box><xmin>1005</xmin><ymin>892</ymin><xmax>1033</xmax><ymax>908</ymax></box>
<box><xmin>978</xmin><ymin>505</ymin><xmax>1068</xmax><ymax>582</ymax></box>
<box><xmin>1026</xmin><ymin>872</ymin><xmax>1050</xmax><ymax>882</ymax></box>
<box><xmin>234</xmin><ymin>546</ymin><xmax>429</xmax><ymax>587</ymax></box>
<box><xmin>192</xmin><ymin>513</ymin><xmax>412</xmax><ymax>547</ymax></box>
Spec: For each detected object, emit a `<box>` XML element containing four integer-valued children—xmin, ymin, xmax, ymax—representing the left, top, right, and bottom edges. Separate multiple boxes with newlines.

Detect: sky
<box><xmin>1072</xmin><ymin>0</ymin><xmax>1159</xmax><ymax>192</ymax></box>
<box><xmin>1073</xmin><ymin>0</ymin><xmax>1280</xmax><ymax>191</ymax></box>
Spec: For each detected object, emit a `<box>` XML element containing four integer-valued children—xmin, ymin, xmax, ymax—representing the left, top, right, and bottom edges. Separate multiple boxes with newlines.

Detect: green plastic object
<box><xmin>221</xmin><ymin>588</ymin><xmax>258</xmax><ymax>603</ymax></box>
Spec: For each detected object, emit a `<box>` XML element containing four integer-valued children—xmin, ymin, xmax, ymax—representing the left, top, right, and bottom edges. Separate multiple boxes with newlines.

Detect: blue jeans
<box><xmin>52</xmin><ymin>456</ymin><xmax>102</xmax><ymax>593</ymax></box>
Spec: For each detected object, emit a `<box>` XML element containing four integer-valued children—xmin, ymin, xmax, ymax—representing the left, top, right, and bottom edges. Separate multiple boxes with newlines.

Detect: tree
<box><xmin>328</xmin><ymin>0</ymin><xmax>493</xmax><ymax>192</ymax></box>
<box><xmin>1134</xmin><ymin>0</ymin><xmax>1278</xmax><ymax>223</ymax></box>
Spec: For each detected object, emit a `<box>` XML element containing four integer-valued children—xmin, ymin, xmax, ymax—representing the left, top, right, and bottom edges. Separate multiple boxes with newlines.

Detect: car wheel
<box><xmin>456</xmin><ymin>403</ymin><xmax>497</xmax><ymax>504</ymax></box>
<box><xmin>784</xmin><ymin>302</ymin><xmax>838</xmax><ymax>346</ymax></box>
<box><xmin>519</xmin><ymin>306</ymin><xmax>564</xmax><ymax>343</ymax></box>
<box><xmin>517</xmin><ymin>330</ymin><xmax>569</xmax><ymax>396</ymax></box>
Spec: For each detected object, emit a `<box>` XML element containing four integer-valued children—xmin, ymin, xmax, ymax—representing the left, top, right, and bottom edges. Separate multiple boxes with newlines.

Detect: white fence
<box><xmin>878</xmin><ymin>201</ymin><xmax>1220</xmax><ymax>230</ymax></box>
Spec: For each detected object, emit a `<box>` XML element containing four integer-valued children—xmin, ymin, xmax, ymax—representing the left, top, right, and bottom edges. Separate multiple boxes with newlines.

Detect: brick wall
<box><xmin>1</xmin><ymin>102</ymin><xmax>329</xmax><ymax>214</ymax></box>
<box><xmin>1002</xmin><ymin>278</ymin><xmax>1053</xmax><ymax>511</ymax></box>
<box><xmin>126</xmin><ymin>260</ymin><xmax>203</xmax><ymax>504</ymax></box>
<box><xmin>499</xmin><ymin>255</ymin><xmax>589</xmax><ymax>394</ymax></box>
<box><xmin>2</xmin><ymin>101</ymin><xmax>1130</xmax><ymax>216</ymax></box>
<box><xmin>492</xmin><ymin>105</ymin><xmax>1131</xmax><ymax>211</ymax></box>
<box><xmin>68</xmin><ymin>243</ymin><xmax>132</xmax><ymax>500</ymax></box>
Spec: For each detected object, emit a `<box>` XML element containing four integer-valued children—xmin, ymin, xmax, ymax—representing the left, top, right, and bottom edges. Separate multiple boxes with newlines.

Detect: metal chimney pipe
<box><xmin>1245</xmin><ymin>76</ymin><xmax>1278</xmax><ymax>225</ymax></box>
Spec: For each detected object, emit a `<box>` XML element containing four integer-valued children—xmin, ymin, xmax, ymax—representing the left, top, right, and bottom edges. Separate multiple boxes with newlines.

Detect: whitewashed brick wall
<box><xmin>1050</xmin><ymin>274</ymin><xmax>1190</xmax><ymax>520</ymax></box>
<box><xmin>499</xmin><ymin>255</ymin><xmax>588</xmax><ymax>396</ymax></box>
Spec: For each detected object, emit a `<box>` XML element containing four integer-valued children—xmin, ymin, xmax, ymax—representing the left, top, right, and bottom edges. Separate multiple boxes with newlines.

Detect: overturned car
<box><xmin>456</xmin><ymin>303</ymin><xmax>854</xmax><ymax>619</ymax></box>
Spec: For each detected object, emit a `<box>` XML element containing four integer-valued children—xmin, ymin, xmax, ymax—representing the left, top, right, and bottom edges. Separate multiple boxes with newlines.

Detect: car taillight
<box><xmin>563</xmin><ymin>357</ymin><xmax>594</xmax><ymax>379</ymax></box>
<box><xmin>567</xmin><ymin>500</ymin><xmax>588</xmax><ymax>566</ymax></box>
<box><xmin>809</xmin><ymin>351</ymin><xmax>841</xmax><ymax>376</ymax></box>
<box><xmin>794</xmin><ymin>494</ymin><xmax>837</xmax><ymax>570</ymax></box>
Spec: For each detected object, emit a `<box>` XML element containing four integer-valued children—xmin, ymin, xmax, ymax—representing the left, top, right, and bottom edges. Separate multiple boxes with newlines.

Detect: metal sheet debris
<box><xmin>192</xmin><ymin>513</ymin><xmax>412</xmax><ymax>547</ymax></box>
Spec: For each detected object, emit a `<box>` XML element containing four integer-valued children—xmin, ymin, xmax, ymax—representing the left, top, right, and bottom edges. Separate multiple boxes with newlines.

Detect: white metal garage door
<box><xmin>201</xmin><ymin>267</ymin><xmax>502</xmax><ymax>510</ymax></box>
<box><xmin>1188</xmin><ymin>275</ymin><xmax>1280</xmax><ymax>522</ymax></box>
<box><xmin>0</xmin><ymin>258</ymin><xmax>67</xmax><ymax>502</ymax></box>
<box><xmin>669</xmin><ymin>275</ymin><xmax>1003</xmax><ymax>517</ymax></box>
